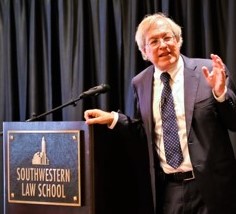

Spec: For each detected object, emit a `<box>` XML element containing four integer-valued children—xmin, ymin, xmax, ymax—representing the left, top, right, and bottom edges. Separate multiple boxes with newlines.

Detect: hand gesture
<box><xmin>202</xmin><ymin>54</ymin><xmax>226</xmax><ymax>97</ymax></box>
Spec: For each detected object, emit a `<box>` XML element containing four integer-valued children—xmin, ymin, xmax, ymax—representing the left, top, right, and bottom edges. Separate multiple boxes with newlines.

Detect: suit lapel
<box><xmin>141</xmin><ymin>67</ymin><xmax>155</xmax><ymax>142</ymax></box>
<box><xmin>182</xmin><ymin>56</ymin><xmax>200</xmax><ymax>137</ymax></box>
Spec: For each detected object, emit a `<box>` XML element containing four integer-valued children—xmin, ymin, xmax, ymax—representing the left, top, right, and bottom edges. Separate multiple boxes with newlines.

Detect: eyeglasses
<box><xmin>146</xmin><ymin>35</ymin><xmax>175</xmax><ymax>48</ymax></box>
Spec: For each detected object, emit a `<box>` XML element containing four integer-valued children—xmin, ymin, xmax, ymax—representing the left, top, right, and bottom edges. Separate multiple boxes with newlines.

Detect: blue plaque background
<box><xmin>8</xmin><ymin>131</ymin><xmax>81</xmax><ymax>206</ymax></box>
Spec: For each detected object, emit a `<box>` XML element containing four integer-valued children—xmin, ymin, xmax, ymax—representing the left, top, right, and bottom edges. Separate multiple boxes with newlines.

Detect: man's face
<box><xmin>143</xmin><ymin>19</ymin><xmax>181</xmax><ymax>71</ymax></box>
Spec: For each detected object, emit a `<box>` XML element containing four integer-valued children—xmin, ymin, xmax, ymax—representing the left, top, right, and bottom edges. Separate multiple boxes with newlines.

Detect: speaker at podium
<box><xmin>2</xmin><ymin>85</ymin><xmax>152</xmax><ymax>214</ymax></box>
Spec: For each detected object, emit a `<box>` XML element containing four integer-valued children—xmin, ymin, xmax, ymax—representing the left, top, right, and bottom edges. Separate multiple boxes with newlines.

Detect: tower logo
<box><xmin>32</xmin><ymin>136</ymin><xmax>49</xmax><ymax>165</ymax></box>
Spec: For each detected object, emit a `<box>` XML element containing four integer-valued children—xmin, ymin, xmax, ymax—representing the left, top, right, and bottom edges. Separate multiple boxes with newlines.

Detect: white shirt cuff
<box><xmin>108</xmin><ymin>111</ymin><xmax>119</xmax><ymax>129</ymax></box>
<box><xmin>212</xmin><ymin>87</ymin><xmax>227</xmax><ymax>102</ymax></box>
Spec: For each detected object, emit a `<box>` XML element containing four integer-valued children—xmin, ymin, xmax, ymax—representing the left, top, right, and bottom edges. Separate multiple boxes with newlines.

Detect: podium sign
<box><xmin>3</xmin><ymin>122</ymin><xmax>95</xmax><ymax>214</ymax></box>
<box><xmin>7</xmin><ymin>130</ymin><xmax>81</xmax><ymax>206</ymax></box>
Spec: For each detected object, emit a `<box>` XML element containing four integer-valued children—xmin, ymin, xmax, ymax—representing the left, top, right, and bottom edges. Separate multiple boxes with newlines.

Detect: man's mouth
<box><xmin>159</xmin><ymin>52</ymin><xmax>170</xmax><ymax>57</ymax></box>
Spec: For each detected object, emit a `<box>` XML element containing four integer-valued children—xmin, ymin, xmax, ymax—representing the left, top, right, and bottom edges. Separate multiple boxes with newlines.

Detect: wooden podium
<box><xmin>3</xmin><ymin>121</ymin><xmax>153</xmax><ymax>214</ymax></box>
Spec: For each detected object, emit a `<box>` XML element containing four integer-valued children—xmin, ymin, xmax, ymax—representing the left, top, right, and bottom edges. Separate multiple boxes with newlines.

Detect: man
<box><xmin>84</xmin><ymin>13</ymin><xmax>236</xmax><ymax>214</ymax></box>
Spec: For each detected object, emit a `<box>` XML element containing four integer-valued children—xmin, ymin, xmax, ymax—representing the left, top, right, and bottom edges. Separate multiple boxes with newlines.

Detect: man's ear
<box><xmin>141</xmin><ymin>48</ymin><xmax>149</xmax><ymax>61</ymax></box>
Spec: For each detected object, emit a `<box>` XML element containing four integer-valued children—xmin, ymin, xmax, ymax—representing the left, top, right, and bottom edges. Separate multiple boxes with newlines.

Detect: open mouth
<box><xmin>159</xmin><ymin>52</ymin><xmax>170</xmax><ymax>57</ymax></box>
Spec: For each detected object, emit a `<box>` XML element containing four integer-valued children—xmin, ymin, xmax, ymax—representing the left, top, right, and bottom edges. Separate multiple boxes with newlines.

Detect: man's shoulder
<box><xmin>132</xmin><ymin>65</ymin><xmax>154</xmax><ymax>84</ymax></box>
<box><xmin>182</xmin><ymin>54</ymin><xmax>212</xmax><ymax>68</ymax></box>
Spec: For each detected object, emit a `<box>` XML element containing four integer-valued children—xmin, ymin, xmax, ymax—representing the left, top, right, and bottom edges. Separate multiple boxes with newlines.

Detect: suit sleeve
<box><xmin>216</xmin><ymin>69</ymin><xmax>236</xmax><ymax>131</ymax></box>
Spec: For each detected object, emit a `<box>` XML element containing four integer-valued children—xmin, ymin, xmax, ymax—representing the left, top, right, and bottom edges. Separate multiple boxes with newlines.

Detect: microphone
<box><xmin>79</xmin><ymin>84</ymin><xmax>110</xmax><ymax>98</ymax></box>
<box><xmin>0</xmin><ymin>84</ymin><xmax>111</xmax><ymax>125</ymax></box>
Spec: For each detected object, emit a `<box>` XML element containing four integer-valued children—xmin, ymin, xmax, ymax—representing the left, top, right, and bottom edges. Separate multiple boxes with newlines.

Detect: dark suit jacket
<box><xmin>114</xmin><ymin>55</ymin><xmax>236</xmax><ymax>214</ymax></box>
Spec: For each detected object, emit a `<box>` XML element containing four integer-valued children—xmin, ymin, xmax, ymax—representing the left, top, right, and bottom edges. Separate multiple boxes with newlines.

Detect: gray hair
<box><xmin>135</xmin><ymin>13</ymin><xmax>183</xmax><ymax>60</ymax></box>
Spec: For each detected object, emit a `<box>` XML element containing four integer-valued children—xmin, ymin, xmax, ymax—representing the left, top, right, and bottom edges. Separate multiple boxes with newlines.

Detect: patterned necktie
<box><xmin>160</xmin><ymin>72</ymin><xmax>183</xmax><ymax>169</ymax></box>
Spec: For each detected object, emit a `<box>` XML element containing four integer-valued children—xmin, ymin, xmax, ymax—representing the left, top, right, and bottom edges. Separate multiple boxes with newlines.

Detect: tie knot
<box><xmin>160</xmin><ymin>72</ymin><xmax>171</xmax><ymax>83</ymax></box>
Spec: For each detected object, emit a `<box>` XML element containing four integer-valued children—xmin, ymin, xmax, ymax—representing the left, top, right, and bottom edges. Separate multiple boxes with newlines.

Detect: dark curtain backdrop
<box><xmin>1</xmin><ymin>0</ymin><xmax>236</xmax><ymax>123</ymax></box>
<box><xmin>1</xmin><ymin>0</ymin><xmax>236</xmax><ymax>213</ymax></box>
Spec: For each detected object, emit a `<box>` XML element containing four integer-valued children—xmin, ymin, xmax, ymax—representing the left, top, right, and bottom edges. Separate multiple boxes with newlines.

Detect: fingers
<box><xmin>203</xmin><ymin>54</ymin><xmax>227</xmax><ymax>93</ymax></box>
<box><xmin>84</xmin><ymin>109</ymin><xmax>101</xmax><ymax>125</ymax></box>
<box><xmin>84</xmin><ymin>109</ymin><xmax>99</xmax><ymax>120</ymax></box>
<box><xmin>85</xmin><ymin>117</ymin><xmax>102</xmax><ymax>125</ymax></box>
<box><xmin>210</xmin><ymin>54</ymin><xmax>225</xmax><ymax>70</ymax></box>
<box><xmin>84</xmin><ymin>109</ymin><xmax>114</xmax><ymax>125</ymax></box>
<box><xmin>202</xmin><ymin>66</ymin><xmax>210</xmax><ymax>79</ymax></box>
<box><xmin>210</xmin><ymin>54</ymin><xmax>226</xmax><ymax>79</ymax></box>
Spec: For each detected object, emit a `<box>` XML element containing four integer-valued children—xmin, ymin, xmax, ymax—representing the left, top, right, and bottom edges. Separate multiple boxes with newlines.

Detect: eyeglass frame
<box><xmin>146</xmin><ymin>35</ymin><xmax>176</xmax><ymax>48</ymax></box>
